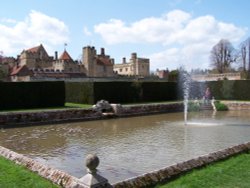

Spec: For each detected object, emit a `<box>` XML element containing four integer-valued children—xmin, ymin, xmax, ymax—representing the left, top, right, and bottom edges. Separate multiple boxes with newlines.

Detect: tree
<box><xmin>168</xmin><ymin>69</ymin><xmax>179</xmax><ymax>82</ymax></box>
<box><xmin>210</xmin><ymin>39</ymin><xmax>236</xmax><ymax>73</ymax></box>
<box><xmin>239</xmin><ymin>37</ymin><xmax>250</xmax><ymax>72</ymax></box>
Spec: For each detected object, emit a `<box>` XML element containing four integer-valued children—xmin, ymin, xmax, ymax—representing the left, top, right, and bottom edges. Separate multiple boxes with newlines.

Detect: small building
<box><xmin>155</xmin><ymin>69</ymin><xmax>169</xmax><ymax>79</ymax></box>
<box><xmin>113</xmin><ymin>53</ymin><xmax>150</xmax><ymax>77</ymax></box>
<box><xmin>9</xmin><ymin>65</ymin><xmax>33</xmax><ymax>82</ymax></box>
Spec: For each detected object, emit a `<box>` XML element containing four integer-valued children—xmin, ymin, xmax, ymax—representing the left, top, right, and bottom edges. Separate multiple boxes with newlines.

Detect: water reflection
<box><xmin>1</xmin><ymin>111</ymin><xmax>250</xmax><ymax>183</ymax></box>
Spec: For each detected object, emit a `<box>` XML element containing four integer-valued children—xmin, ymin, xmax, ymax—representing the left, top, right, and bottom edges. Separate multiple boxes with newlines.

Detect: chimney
<box><xmin>55</xmin><ymin>51</ymin><xmax>58</xmax><ymax>60</ymax></box>
<box><xmin>122</xmin><ymin>57</ymin><xmax>126</xmax><ymax>64</ymax></box>
<box><xmin>131</xmin><ymin>53</ymin><xmax>137</xmax><ymax>60</ymax></box>
<box><xmin>101</xmin><ymin>48</ymin><xmax>105</xmax><ymax>55</ymax></box>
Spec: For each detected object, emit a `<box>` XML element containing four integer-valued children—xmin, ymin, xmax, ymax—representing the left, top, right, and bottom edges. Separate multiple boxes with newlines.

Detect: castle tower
<box><xmin>131</xmin><ymin>53</ymin><xmax>137</xmax><ymax>75</ymax></box>
<box><xmin>82</xmin><ymin>46</ymin><xmax>96</xmax><ymax>77</ymax></box>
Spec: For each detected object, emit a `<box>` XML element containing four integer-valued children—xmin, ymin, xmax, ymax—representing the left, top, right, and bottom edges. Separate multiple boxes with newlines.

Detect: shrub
<box><xmin>188</xmin><ymin>101</ymin><xmax>200</xmax><ymax>112</ymax></box>
<box><xmin>214</xmin><ymin>100</ymin><xmax>228</xmax><ymax>111</ymax></box>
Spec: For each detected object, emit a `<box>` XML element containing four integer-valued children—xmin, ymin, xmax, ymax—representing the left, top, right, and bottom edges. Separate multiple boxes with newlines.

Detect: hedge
<box><xmin>65</xmin><ymin>82</ymin><xmax>94</xmax><ymax>104</ymax></box>
<box><xmin>189</xmin><ymin>80</ymin><xmax>250</xmax><ymax>101</ymax></box>
<box><xmin>0</xmin><ymin>81</ymin><xmax>65</xmax><ymax>110</ymax></box>
<box><xmin>65</xmin><ymin>81</ymin><xmax>179</xmax><ymax>104</ymax></box>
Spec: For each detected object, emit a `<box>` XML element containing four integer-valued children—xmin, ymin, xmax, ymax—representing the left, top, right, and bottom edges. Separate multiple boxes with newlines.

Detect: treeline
<box><xmin>209</xmin><ymin>37</ymin><xmax>250</xmax><ymax>75</ymax></box>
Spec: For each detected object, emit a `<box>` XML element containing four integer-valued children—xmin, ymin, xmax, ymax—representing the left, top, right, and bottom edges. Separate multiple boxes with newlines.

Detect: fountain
<box><xmin>0</xmin><ymin>75</ymin><xmax>250</xmax><ymax>184</ymax></box>
<box><xmin>179</xmin><ymin>68</ymin><xmax>192</xmax><ymax>125</ymax></box>
<box><xmin>180</xmin><ymin>68</ymin><xmax>217</xmax><ymax>126</ymax></box>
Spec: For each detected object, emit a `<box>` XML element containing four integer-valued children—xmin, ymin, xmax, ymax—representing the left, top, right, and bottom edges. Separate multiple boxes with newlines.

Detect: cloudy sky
<box><xmin>0</xmin><ymin>0</ymin><xmax>249</xmax><ymax>71</ymax></box>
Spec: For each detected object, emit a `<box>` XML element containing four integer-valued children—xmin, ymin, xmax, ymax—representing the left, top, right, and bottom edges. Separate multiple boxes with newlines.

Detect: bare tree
<box><xmin>239</xmin><ymin>37</ymin><xmax>250</xmax><ymax>72</ymax></box>
<box><xmin>210</xmin><ymin>39</ymin><xmax>236</xmax><ymax>73</ymax></box>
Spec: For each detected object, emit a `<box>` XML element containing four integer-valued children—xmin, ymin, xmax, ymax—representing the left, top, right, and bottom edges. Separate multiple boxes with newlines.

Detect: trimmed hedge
<box><xmin>189</xmin><ymin>80</ymin><xmax>250</xmax><ymax>101</ymax></box>
<box><xmin>65</xmin><ymin>82</ymin><xmax>94</xmax><ymax>104</ymax></box>
<box><xmin>0</xmin><ymin>81</ymin><xmax>65</xmax><ymax>110</ymax></box>
<box><xmin>66</xmin><ymin>81</ymin><xmax>179</xmax><ymax>104</ymax></box>
<box><xmin>65</xmin><ymin>80</ymin><xmax>250</xmax><ymax>105</ymax></box>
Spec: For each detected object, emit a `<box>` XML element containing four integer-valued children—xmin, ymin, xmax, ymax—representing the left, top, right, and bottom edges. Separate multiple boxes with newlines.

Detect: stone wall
<box><xmin>0</xmin><ymin>108</ymin><xmax>101</xmax><ymax>127</ymax></box>
<box><xmin>0</xmin><ymin>103</ymin><xmax>183</xmax><ymax>128</ymax></box>
<box><xmin>112</xmin><ymin>141</ymin><xmax>250</xmax><ymax>188</ymax></box>
<box><xmin>222</xmin><ymin>101</ymin><xmax>250</xmax><ymax>110</ymax></box>
<box><xmin>119</xmin><ymin>103</ymin><xmax>183</xmax><ymax>117</ymax></box>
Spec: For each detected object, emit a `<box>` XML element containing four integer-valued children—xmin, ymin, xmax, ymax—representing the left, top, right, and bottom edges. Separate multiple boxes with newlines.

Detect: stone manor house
<box><xmin>4</xmin><ymin>44</ymin><xmax>150</xmax><ymax>81</ymax></box>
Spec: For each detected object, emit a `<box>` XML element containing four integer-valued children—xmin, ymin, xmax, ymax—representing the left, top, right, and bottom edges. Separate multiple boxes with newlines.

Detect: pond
<box><xmin>1</xmin><ymin>110</ymin><xmax>250</xmax><ymax>183</ymax></box>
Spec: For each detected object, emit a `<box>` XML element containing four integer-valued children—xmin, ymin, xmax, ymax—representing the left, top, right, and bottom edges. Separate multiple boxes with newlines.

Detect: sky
<box><xmin>0</xmin><ymin>0</ymin><xmax>249</xmax><ymax>71</ymax></box>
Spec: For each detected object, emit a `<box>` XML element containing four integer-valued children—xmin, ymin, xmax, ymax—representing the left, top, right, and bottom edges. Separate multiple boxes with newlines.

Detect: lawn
<box><xmin>0</xmin><ymin>102</ymin><xmax>92</xmax><ymax>113</ymax></box>
<box><xmin>0</xmin><ymin>156</ymin><xmax>59</xmax><ymax>188</ymax></box>
<box><xmin>156</xmin><ymin>151</ymin><xmax>250</xmax><ymax>188</ymax></box>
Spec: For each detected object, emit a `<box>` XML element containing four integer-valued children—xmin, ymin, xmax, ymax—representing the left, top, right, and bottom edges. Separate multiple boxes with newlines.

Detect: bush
<box><xmin>214</xmin><ymin>101</ymin><xmax>228</xmax><ymax>111</ymax></box>
<box><xmin>188</xmin><ymin>101</ymin><xmax>200</xmax><ymax>112</ymax></box>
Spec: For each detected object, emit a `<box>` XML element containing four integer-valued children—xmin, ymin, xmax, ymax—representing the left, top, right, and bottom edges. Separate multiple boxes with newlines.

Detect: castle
<box><xmin>6</xmin><ymin>44</ymin><xmax>150</xmax><ymax>81</ymax></box>
<box><xmin>113</xmin><ymin>53</ymin><xmax>150</xmax><ymax>77</ymax></box>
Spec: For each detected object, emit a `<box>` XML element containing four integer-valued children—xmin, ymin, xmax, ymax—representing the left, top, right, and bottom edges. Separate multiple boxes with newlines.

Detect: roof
<box><xmin>26</xmin><ymin>44</ymin><xmax>43</xmax><ymax>53</ymax></box>
<box><xmin>96</xmin><ymin>58</ymin><xmax>113</xmax><ymax>66</ymax></box>
<box><xmin>59</xmin><ymin>50</ymin><xmax>73</xmax><ymax>61</ymax></box>
<box><xmin>10</xmin><ymin>65</ymin><xmax>31</xmax><ymax>76</ymax></box>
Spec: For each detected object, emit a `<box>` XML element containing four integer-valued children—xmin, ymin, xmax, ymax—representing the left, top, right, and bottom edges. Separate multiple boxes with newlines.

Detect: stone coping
<box><xmin>1</xmin><ymin>141</ymin><xmax>250</xmax><ymax>188</ymax></box>
<box><xmin>222</xmin><ymin>101</ymin><xmax>250</xmax><ymax>110</ymax></box>
<box><xmin>112</xmin><ymin>141</ymin><xmax>250</xmax><ymax>188</ymax></box>
<box><xmin>0</xmin><ymin>145</ymin><xmax>88</xmax><ymax>188</ymax></box>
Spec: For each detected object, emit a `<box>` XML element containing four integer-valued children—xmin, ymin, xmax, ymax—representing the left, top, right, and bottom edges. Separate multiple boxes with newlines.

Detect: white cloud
<box><xmin>0</xmin><ymin>10</ymin><xmax>69</xmax><ymax>56</ymax></box>
<box><xmin>0</xmin><ymin>18</ymin><xmax>17</xmax><ymax>24</ymax></box>
<box><xmin>83</xmin><ymin>27</ymin><xmax>92</xmax><ymax>36</ymax></box>
<box><xmin>94</xmin><ymin>9</ymin><xmax>247</xmax><ymax>70</ymax></box>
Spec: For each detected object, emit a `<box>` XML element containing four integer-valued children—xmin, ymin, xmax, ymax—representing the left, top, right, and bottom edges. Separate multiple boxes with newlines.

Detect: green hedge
<box><xmin>65</xmin><ymin>81</ymin><xmax>179</xmax><ymax>104</ymax></box>
<box><xmin>65</xmin><ymin>82</ymin><xmax>94</xmax><ymax>104</ymax></box>
<box><xmin>0</xmin><ymin>81</ymin><xmax>65</xmax><ymax>110</ymax></box>
<box><xmin>141</xmin><ymin>82</ymin><xmax>177</xmax><ymax>101</ymax></box>
<box><xmin>189</xmin><ymin>80</ymin><xmax>250</xmax><ymax>100</ymax></box>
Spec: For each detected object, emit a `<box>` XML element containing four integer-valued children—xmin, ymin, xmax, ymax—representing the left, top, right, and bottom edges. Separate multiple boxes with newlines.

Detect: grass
<box><xmin>0</xmin><ymin>102</ymin><xmax>92</xmax><ymax>113</ymax></box>
<box><xmin>0</xmin><ymin>101</ymin><xmax>181</xmax><ymax>113</ymax></box>
<box><xmin>156</xmin><ymin>151</ymin><xmax>250</xmax><ymax>188</ymax></box>
<box><xmin>0</xmin><ymin>156</ymin><xmax>59</xmax><ymax>188</ymax></box>
<box><xmin>65</xmin><ymin>102</ymin><xmax>92</xmax><ymax>108</ymax></box>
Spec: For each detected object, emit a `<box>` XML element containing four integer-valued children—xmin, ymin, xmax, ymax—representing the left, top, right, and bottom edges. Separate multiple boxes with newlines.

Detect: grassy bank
<box><xmin>0</xmin><ymin>156</ymin><xmax>59</xmax><ymax>188</ymax></box>
<box><xmin>0</xmin><ymin>102</ymin><xmax>92</xmax><ymax>113</ymax></box>
<box><xmin>156</xmin><ymin>151</ymin><xmax>250</xmax><ymax>188</ymax></box>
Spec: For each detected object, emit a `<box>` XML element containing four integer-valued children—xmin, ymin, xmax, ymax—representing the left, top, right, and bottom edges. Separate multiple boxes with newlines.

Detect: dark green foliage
<box><xmin>189</xmin><ymin>80</ymin><xmax>250</xmax><ymax>101</ymax></box>
<box><xmin>188</xmin><ymin>101</ymin><xmax>200</xmax><ymax>111</ymax></box>
<box><xmin>66</xmin><ymin>80</ymin><xmax>250</xmax><ymax>105</ymax></box>
<box><xmin>65</xmin><ymin>81</ymin><xmax>179</xmax><ymax>104</ymax></box>
<box><xmin>93</xmin><ymin>81</ymin><xmax>179</xmax><ymax>104</ymax></box>
<box><xmin>0</xmin><ymin>81</ymin><xmax>65</xmax><ymax>110</ymax></box>
<box><xmin>168</xmin><ymin>70</ymin><xmax>179</xmax><ymax>82</ymax></box>
<box><xmin>142</xmin><ymin>82</ymin><xmax>177</xmax><ymax>102</ymax></box>
<box><xmin>214</xmin><ymin>101</ymin><xmax>229</xmax><ymax>111</ymax></box>
<box><xmin>65</xmin><ymin>82</ymin><xmax>94</xmax><ymax>104</ymax></box>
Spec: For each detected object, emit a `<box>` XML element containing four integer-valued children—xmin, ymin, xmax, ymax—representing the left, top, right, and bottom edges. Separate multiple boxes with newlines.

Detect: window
<box><xmin>119</xmin><ymin>68</ymin><xmax>122</xmax><ymax>72</ymax></box>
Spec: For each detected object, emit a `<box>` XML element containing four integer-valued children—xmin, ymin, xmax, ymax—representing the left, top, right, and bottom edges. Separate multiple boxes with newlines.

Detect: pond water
<box><xmin>1</xmin><ymin>110</ymin><xmax>250</xmax><ymax>183</ymax></box>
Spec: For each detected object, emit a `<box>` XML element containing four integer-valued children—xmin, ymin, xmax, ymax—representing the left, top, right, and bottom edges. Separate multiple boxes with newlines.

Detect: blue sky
<box><xmin>0</xmin><ymin>0</ymin><xmax>249</xmax><ymax>71</ymax></box>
